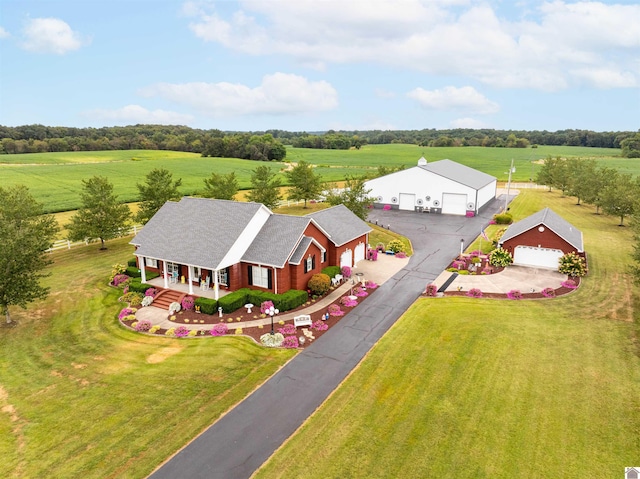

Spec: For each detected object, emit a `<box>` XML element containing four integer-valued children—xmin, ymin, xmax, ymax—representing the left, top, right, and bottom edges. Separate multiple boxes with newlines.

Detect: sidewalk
<box><xmin>134</xmin><ymin>254</ymin><xmax>409</xmax><ymax>331</ymax></box>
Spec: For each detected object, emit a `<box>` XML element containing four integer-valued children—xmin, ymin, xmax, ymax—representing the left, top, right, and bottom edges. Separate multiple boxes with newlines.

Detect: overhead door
<box><xmin>354</xmin><ymin>242</ymin><xmax>365</xmax><ymax>264</ymax></box>
<box><xmin>340</xmin><ymin>249</ymin><xmax>353</xmax><ymax>268</ymax></box>
<box><xmin>398</xmin><ymin>193</ymin><xmax>416</xmax><ymax>211</ymax></box>
<box><xmin>514</xmin><ymin>246</ymin><xmax>563</xmax><ymax>269</ymax></box>
<box><xmin>441</xmin><ymin>193</ymin><xmax>467</xmax><ymax>215</ymax></box>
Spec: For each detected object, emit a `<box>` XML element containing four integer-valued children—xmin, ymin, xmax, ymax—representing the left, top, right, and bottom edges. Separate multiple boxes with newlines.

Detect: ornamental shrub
<box><xmin>541</xmin><ymin>287</ymin><xmax>556</xmax><ymax>298</ymax></box>
<box><xmin>558</xmin><ymin>252</ymin><xmax>587</xmax><ymax>277</ymax></box>
<box><xmin>110</xmin><ymin>264</ymin><xmax>127</xmax><ymax>283</ymax></box>
<box><xmin>341</xmin><ymin>266</ymin><xmax>352</xmax><ymax>278</ymax></box>
<box><xmin>149</xmin><ymin>325</ymin><xmax>160</xmax><ymax>334</ymax></box>
<box><xmin>561</xmin><ymin>279</ymin><xmax>578</xmax><ymax>289</ymax></box>
<box><xmin>195</xmin><ymin>297</ymin><xmax>217</xmax><ymax>315</ymax></box>
<box><xmin>181</xmin><ymin>296</ymin><xmax>195</xmax><ymax>311</ymax></box>
<box><xmin>354</xmin><ymin>286</ymin><xmax>368</xmax><ymax>297</ymax></box>
<box><xmin>395</xmin><ymin>251</ymin><xmax>407</xmax><ymax>259</ymax></box>
<box><xmin>174</xmin><ymin>325</ymin><xmax>190</xmax><ymax>338</ymax></box>
<box><xmin>340</xmin><ymin>296</ymin><xmax>358</xmax><ymax>307</ymax></box>
<box><xmin>376</xmin><ymin>242</ymin><xmax>385</xmax><ymax>251</ymax></box>
<box><xmin>125</xmin><ymin>266</ymin><xmax>141</xmax><ymax>278</ymax></box>
<box><xmin>467</xmin><ymin>288</ymin><xmax>483</xmax><ymax>298</ymax></box>
<box><xmin>127</xmin><ymin>278</ymin><xmax>155</xmax><ymax>294</ymax></box>
<box><xmin>119</xmin><ymin>292</ymin><xmax>143</xmax><ymax>305</ymax></box>
<box><xmin>260</xmin><ymin>300</ymin><xmax>275</xmax><ymax>314</ymax></box>
<box><xmin>144</xmin><ymin>287</ymin><xmax>157</xmax><ymax>297</ymax></box>
<box><xmin>282</xmin><ymin>336</ymin><xmax>299</xmax><ymax>348</ymax></box>
<box><xmin>118</xmin><ymin>307</ymin><xmax>136</xmax><ymax>320</ymax></box>
<box><xmin>321</xmin><ymin>266</ymin><xmax>341</xmax><ymax>279</ymax></box>
<box><xmin>165</xmin><ymin>327</ymin><xmax>176</xmax><ymax>337</ymax></box>
<box><xmin>507</xmin><ymin>289</ymin><xmax>522</xmax><ymax>300</ymax></box>
<box><xmin>134</xmin><ymin>320</ymin><xmax>152</xmax><ymax>332</ymax></box>
<box><xmin>382</xmin><ymin>204</ymin><xmax>391</xmax><ymax>211</ymax></box>
<box><xmin>424</xmin><ymin>284</ymin><xmax>438</xmax><ymax>297</ymax></box>
<box><xmin>489</xmin><ymin>247</ymin><xmax>513</xmax><ymax>267</ymax></box>
<box><xmin>328</xmin><ymin>304</ymin><xmax>344</xmax><ymax>316</ymax></box>
<box><xmin>112</xmin><ymin>274</ymin><xmax>130</xmax><ymax>288</ymax></box>
<box><xmin>260</xmin><ymin>332</ymin><xmax>285</xmax><ymax>347</ymax></box>
<box><xmin>218</xmin><ymin>289</ymin><xmax>250</xmax><ymax>313</ymax></box>
<box><xmin>278</xmin><ymin>324</ymin><xmax>296</xmax><ymax>335</ymax></box>
<box><xmin>141</xmin><ymin>296</ymin><xmax>154</xmax><ymax>307</ymax></box>
<box><xmin>169</xmin><ymin>302</ymin><xmax>181</xmax><ymax>314</ymax></box>
<box><xmin>387</xmin><ymin>239</ymin><xmax>404</xmax><ymax>253</ymax></box>
<box><xmin>234</xmin><ymin>328</ymin><xmax>243</xmax><ymax>335</ymax></box>
<box><xmin>127</xmin><ymin>258</ymin><xmax>137</xmax><ymax>267</ymax></box>
<box><xmin>493</xmin><ymin>213</ymin><xmax>513</xmax><ymax>224</ymax></box>
<box><xmin>311</xmin><ymin>320</ymin><xmax>328</xmax><ymax>331</ymax></box>
<box><xmin>308</xmin><ymin>273</ymin><xmax>331</xmax><ymax>295</ymax></box>
<box><xmin>210</xmin><ymin>323</ymin><xmax>228</xmax><ymax>336</ymax></box>
<box><xmin>364</xmin><ymin>280</ymin><xmax>378</xmax><ymax>289</ymax></box>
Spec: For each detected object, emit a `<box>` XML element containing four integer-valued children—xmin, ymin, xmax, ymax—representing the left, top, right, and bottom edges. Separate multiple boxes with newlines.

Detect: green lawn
<box><xmin>254</xmin><ymin>189</ymin><xmax>640</xmax><ymax>479</ymax></box>
<box><xmin>1</xmin><ymin>145</ymin><xmax>629</xmax><ymax>213</ymax></box>
<box><xmin>0</xmin><ymin>237</ymin><xmax>296</xmax><ymax>479</ymax></box>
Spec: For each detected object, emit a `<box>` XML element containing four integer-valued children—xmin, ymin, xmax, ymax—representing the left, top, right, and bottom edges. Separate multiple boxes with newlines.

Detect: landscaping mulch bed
<box><xmin>438</xmin><ymin>276</ymin><xmax>581</xmax><ymax>299</ymax></box>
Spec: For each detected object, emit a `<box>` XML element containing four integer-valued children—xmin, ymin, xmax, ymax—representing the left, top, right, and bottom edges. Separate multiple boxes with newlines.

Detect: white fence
<box><xmin>47</xmin><ymin>224</ymin><xmax>144</xmax><ymax>252</ymax></box>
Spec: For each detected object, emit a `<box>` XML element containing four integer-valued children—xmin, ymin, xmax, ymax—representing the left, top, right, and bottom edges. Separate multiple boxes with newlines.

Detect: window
<box><xmin>167</xmin><ymin>262</ymin><xmax>178</xmax><ymax>275</ymax></box>
<box><xmin>251</xmin><ymin>266</ymin><xmax>270</xmax><ymax>288</ymax></box>
<box><xmin>145</xmin><ymin>258</ymin><xmax>158</xmax><ymax>268</ymax></box>
<box><xmin>217</xmin><ymin>269</ymin><xmax>228</xmax><ymax>286</ymax></box>
<box><xmin>321</xmin><ymin>251</ymin><xmax>326</xmax><ymax>263</ymax></box>
<box><xmin>304</xmin><ymin>255</ymin><xmax>316</xmax><ymax>273</ymax></box>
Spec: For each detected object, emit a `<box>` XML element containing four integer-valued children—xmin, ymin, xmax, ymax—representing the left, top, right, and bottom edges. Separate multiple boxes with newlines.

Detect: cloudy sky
<box><xmin>1</xmin><ymin>0</ymin><xmax>638</xmax><ymax>132</ymax></box>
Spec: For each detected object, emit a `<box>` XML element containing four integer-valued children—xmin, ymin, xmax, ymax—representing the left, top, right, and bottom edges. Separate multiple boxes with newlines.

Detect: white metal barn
<box><xmin>365</xmin><ymin>158</ymin><xmax>497</xmax><ymax>216</ymax></box>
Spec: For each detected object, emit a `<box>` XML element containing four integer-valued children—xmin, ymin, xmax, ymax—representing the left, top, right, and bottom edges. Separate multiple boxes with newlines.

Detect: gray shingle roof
<box><xmin>499</xmin><ymin>207</ymin><xmax>584</xmax><ymax>251</ymax></box>
<box><xmin>306</xmin><ymin>204</ymin><xmax>372</xmax><ymax>246</ymax></box>
<box><xmin>420</xmin><ymin>159</ymin><xmax>496</xmax><ymax>189</ymax></box>
<box><xmin>289</xmin><ymin>236</ymin><xmax>313</xmax><ymax>265</ymax></box>
<box><xmin>242</xmin><ymin>214</ymin><xmax>310</xmax><ymax>268</ymax></box>
<box><xmin>130</xmin><ymin>197</ymin><xmax>265</xmax><ymax>269</ymax></box>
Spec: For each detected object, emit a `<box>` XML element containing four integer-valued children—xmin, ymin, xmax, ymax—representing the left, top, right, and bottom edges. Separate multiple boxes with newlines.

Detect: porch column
<box><xmin>140</xmin><ymin>257</ymin><xmax>147</xmax><ymax>284</ymax></box>
<box><xmin>213</xmin><ymin>269</ymin><xmax>219</xmax><ymax>301</ymax></box>
<box><xmin>187</xmin><ymin>265</ymin><xmax>194</xmax><ymax>295</ymax></box>
<box><xmin>162</xmin><ymin>261</ymin><xmax>169</xmax><ymax>289</ymax></box>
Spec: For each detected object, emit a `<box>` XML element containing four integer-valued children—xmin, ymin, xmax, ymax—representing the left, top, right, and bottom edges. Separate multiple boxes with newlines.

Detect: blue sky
<box><xmin>1</xmin><ymin>0</ymin><xmax>638</xmax><ymax>132</ymax></box>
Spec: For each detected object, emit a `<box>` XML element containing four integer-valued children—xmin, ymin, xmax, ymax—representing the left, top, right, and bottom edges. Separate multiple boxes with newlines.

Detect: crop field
<box><xmin>0</xmin><ymin>145</ymin><xmax>631</xmax><ymax>213</ymax></box>
<box><xmin>255</xmin><ymin>188</ymin><xmax>640</xmax><ymax>479</ymax></box>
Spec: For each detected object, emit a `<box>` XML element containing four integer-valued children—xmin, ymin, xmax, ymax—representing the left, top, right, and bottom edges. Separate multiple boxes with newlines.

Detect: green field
<box><xmin>254</xmin><ymin>188</ymin><xmax>640</xmax><ymax>479</ymax></box>
<box><xmin>0</xmin><ymin>238</ymin><xmax>296</xmax><ymax>478</ymax></box>
<box><xmin>0</xmin><ymin>145</ymin><xmax>632</xmax><ymax>213</ymax></box>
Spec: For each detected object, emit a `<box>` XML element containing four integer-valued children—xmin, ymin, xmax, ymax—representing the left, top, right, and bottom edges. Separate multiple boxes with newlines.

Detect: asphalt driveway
<box><xmin>149</xmin><ymin>196</ymin><xmax>510</xmax><ymax>479</ymax></box>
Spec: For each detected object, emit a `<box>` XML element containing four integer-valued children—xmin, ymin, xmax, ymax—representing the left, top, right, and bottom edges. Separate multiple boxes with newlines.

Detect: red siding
<box><xmin>502</xmin><ymin>226</ymin><xmax>577</xmax><ymax>255</ymax></box>
<box><xmin>334</xmin><ymin>235</ymin><xmax>368</xmax><ymax>268</ymax></box>
<box><xmin>290</xmin><ymin>243</ymin><xmax>324</xmax><ymax>290</ymax></box>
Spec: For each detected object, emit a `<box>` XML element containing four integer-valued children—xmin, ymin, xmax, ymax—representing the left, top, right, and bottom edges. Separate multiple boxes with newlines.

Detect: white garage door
<box><xmin>354</xmin><ymin>242</ymin><xmax>365</xmax><ymax>263</ymax></box>
<box><xmin>441</xmin><ymin>193</ymin><xmax>467</xmax><ymax>215</ymax></box>
<box><xmin>398</xmin><ymin>193</ymin><xmax>416</xmax><ymax>211</ymax></box>
<box><xmin>514</xmin><ymin>246</ymin><xmax>563</xmax><ymax>269</ymax></box>
<box><xmin>340</xmin><ymin>249</ymin><xmax>353</xmax><ymax>268</ymax></box>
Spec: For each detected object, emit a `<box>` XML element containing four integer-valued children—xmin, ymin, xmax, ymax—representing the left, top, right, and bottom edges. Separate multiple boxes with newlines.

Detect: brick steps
<box><xmin>152</xmin><ymin>289</ymin><xmax>186</xmax><ymax>310</ymax></box>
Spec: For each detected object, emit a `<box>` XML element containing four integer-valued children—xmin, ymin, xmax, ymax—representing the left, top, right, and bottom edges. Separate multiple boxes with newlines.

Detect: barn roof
<box><xmin>419</xmin><ymin>159</ymin><xmax>496</xmax><ymax>190</ymax></box>
<box><xmin>500</xmin><ymin>207</ymin><xmax>584</xmax><ymax>252</ymax></box>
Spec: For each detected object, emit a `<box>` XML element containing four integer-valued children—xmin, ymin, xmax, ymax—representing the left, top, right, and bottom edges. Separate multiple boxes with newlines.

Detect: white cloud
<box><xmin>0</xmin><ymin>27</ymin><xmax>10</xmax><ymax>39</ymax></box>
<box><xmin>407</xmin><ymin>86</ymin><xmax>499</xmax><ymax>114</ymax></box>
<box><xmin>21</xmin><ymin>18</ymin><xmax>88</xmax><ymax>54</ymax></box>
<box><xmin>374</xmin><ymin>88</ymin><xmax>396</xmax><ymax>99</ymax></box>
<box><xmin>140</xmin><ymin>73</ymin><xmax>338</xmax><ymax>116</ymax></box>
<box><xmin>449</xmin><ymin>117</ymin><xmax>491</xmax><ymax>129</ymax></box>
<box><xmin>183</xmin><ymin>0</ymin><xmax>639</xmax><ymax>90</ymax></box>
<box><xmin>82</xmin><ymin>105</ymin><xmax>194</xmax><ymax>125</ymax></box>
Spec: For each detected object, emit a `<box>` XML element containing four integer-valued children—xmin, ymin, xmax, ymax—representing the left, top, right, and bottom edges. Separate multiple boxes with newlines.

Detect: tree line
<box><xmin>1</xmin><ymin>124</ymin><xmax>638</xmax><ymax>158</ymax></box>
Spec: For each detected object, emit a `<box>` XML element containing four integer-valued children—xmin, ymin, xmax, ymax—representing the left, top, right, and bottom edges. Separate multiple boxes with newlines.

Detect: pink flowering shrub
<box><xmin>328</xmin><ymin>304</ymin><xmax>344</xmax><ymax>317</ymax></box>
<box><xmin>541</xmin><ymin>287</ymin><xmax>556</xmax><ymax>298</ymax></box>
<box><xmin>118</xmin><ymin>308</ymin><xmax>136</xmax><ymax>320</ymax></box>
<box><xmin>282</xmin><ymin>336</ymin><xmax>299</xmax><ymax>348</ymax></box>
<box><xmin>340</xmin><ymin>296</ymin><xmax>358</xmax><ymax>307</ymax></box>
<box><xmin>181</xmin><ymin>296</ymin><xmax>195</xmax><ymax>311</ymax></box>
<box><xmin>174</xmin><ymin>325</ymin><xmax>190</xmax><ymax>338</ymax></box>
<box><xmin>311</xmin><ymin>320</ymin><xmax>328</xmax><ymax>331</ymax></box>
<box><xmin>507</xmin><ymin>289</ymin><xmax>523</xmax><ymax>300</ymax></box>
<box><xmin>481</xmin><ymin>268</ymin><xmax>493</xmax><ymax>275</ymax></box>
<box><xmin>364</xmin><ymin>280</ymin><xmax>378</xmax><ymax>289</ymax></box>
<box><xmin>561</xmin><ymin>279</ymin><xmax>578</xmax><ymax>289</ymax></box>
<box><xmin>452</xmin><ymin>260</ymin><xmax>466</xmax><ymax>269</ymax></box>
<box><xmin>367</xmin><ymin>249</ymin><xmax>378</xmax><ymax>261</ymax></box>
<box><xmin>260</xmin><ymin>300</ymin><xmax>275</xmax><ymax>314</ymax></box>
<box><xmin>424</xmin><ymin>284</ymin><xmax>438</xmax><ymax>297</ymax></box>
<box><xmin>353</xmin><ymin>286</ymin><xmax>368</xmax><ymax>297</ymax></box>
<box><xmin>210</xmin><ymin>323</ymin><xmax>228</xmax><ymax>336</ymax></box>
<box><xmin>466</xmin><ymin>211</ymin><xmax>475</xmax><ymax>217</ymax></box>
<box><xmin>134</xmin><ymin>320</ymin><xmax>152</xmax><ymax>332</ymax></box>
<box><xmin>489</xmin><ymin>219</ymin><xmax>497</xmax><ymax>224</ymax></box>
<box><xmin>278</xmin><ymin>324</ymin><xmax>296</xmax><ymax>335</ymax></box>
<box><xmin>112</xmin><ymin>274</ymin><xmax>130</xmax><ymax>287</ymax></box>
<box><xmin>466</xmin><ymin>288</ymin><xmax>483</xmax><ymax>298</ymax></box>
<box><xmin>341</xmin><ymin>266</ymin><xmax>352</xmax><ymax>278</ymax></box>
<box><xmin>395</xmin><ymin>251</ymin><xmax>407</xmax><ymax>259</ymax></box>
<box><xmin>144</xmin><ymin>287</ymin><xmax>157</xmax><ymax>297</ymax></box>
<box><xmin>383</xmin><ymin>204</ymin><xmax>391</xmax><ymax>211</ymax></box>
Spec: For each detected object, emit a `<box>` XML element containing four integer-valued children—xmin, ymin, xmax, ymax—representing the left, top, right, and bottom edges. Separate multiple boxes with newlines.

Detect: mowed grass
<box><xmin>1</xmin><ymin>145</ymin><xmax>630</xmax><ymax>213</ymax></box>
<box><xmin>0</xmin><ymin>237</ymin><xmax>296</xmax><ymax>479</ymax></box>
<box><xmin>254</xmin><ymin>189</ymin><xmax>640</xmax><ymax>479</ymax></box>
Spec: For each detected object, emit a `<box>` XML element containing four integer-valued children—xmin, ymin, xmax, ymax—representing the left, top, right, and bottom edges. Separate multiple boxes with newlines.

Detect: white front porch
<box><xmin>145</xmin><ymin>277</ymin><xmax>232</xmax><ymax>300</ymax></box>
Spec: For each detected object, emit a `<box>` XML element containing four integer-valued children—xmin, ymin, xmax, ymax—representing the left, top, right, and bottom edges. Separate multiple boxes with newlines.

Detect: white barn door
<box><xmin>340</xmin><ymin>249</ymin><xmax>353</xmax><ymax>268</ymax></box>
<box><xmin>514</xmin><ymin>246</ymin><xmax>563</xmax><ymax>269</ymax></box>
<box><xmin>441</xmin><ymin>193</ymin><xmax>467</xmax><ymax>215</ymax></box>
<box><xmin>354</xmin><ymin>242</ymin><xmax>365</xmax><ymax>263</ymax></box>
<box><xmin>398</xmin><ymin>193</ymin><xmax>415</xmax><ymax>211</ymax></box>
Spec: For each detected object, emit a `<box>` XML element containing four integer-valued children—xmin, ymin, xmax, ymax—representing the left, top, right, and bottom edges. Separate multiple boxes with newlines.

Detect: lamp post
<box><xmin>460</xmin><ymin>238</ymin><xmax>464</xmax><ymax>257</ymax></box>
<box><xmin>267</xmin><ymin>305</ymin><xmax>279</xmax><ymax>335</ymax></box>
<box><xmin>505</xmin><ymin>158</ymin><xmax>515</xmax><ymax>211</ymax></box>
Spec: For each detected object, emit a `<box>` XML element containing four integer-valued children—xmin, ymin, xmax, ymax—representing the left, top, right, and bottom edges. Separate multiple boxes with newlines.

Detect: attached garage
<box><xmin>441</xmin><ymin>193</ymin><xmax>467</xmax><ymax>216</ymax></box>
<box><xmin>354</xmin><ymin>242</ymin><xmax>366</xmax><ymax>263</ymax></box>
<box><xmin>340</xmin><ymin>249</ymin><xmax>353</xmax><ymax>268</ymax></box>
<box><xmin>514</xmin><ymin>246</ymin><xmax>563</xmax><ymax>269</ymax></box>
<box><xmin>398</xmin><ymin>193</ymin><xmax>416</xmax><ymax>211</ymax></box>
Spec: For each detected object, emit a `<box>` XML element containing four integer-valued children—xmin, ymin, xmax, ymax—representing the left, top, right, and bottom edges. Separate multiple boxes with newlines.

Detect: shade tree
<box><xmin>202</xmin><ymin>172</ymin><xmax>239</xmax><ymax>200</ymax></box>
<box><xmin>135</xmin><ymin>168</ymin><xmax>182</xmax><ymax>224</ymax></box>
<box><xmin>285</xmin><ymin>160</ymin><xmax>323</xmax><ymax>208</ymax></box>
<box><xmin>246</xmin><ymin>165</ymin><xmax>282</xmax><ymax>209</ymax></box>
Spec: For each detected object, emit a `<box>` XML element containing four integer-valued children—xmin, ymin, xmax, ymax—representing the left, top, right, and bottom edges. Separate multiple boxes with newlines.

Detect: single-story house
<box><xmin>498</xmin><ymin>207</ymin><xmax>585</xmax><ymax>269</ymax></box>
<box><xmin>130</xmin><ymin>197</ymin><xmax>371</xmax><ymax>298</ymax></box>
<box><xmin>364</xmin><ymin>157</ymin><xmax>497</xmax><ymax>215</ymax></box>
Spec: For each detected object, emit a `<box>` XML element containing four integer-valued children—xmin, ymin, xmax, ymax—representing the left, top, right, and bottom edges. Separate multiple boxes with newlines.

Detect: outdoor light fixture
<box><xmin>460</xmin><ymin>238</ymin><xmax>464</xmax><ymax>256</ymax></box>
<box><xmin>267</xmin><ymin>305</ymin><xmax>279</xmax><ymax>335</ymax></box>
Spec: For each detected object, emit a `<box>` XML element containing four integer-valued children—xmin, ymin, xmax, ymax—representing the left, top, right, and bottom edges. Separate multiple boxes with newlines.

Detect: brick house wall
<box><xmin>501</xmin><ymin>227</ymin><xmax>577</xmax><ymax>255</ymax></box>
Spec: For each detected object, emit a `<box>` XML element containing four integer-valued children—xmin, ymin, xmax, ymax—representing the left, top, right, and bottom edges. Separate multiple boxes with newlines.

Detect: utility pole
<box><xmin>505</xmin><ymin>158</ymin><xmax>514</xmax><ymax>211</ymax></box>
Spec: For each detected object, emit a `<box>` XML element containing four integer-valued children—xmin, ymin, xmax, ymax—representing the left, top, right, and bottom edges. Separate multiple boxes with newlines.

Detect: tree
<box><xmin>66</xmin><ymin>176</ymin><xmax>131</xmax><ymax>249</ymax></box>
<box><xmin>246</xmin><ymin>165</ymin><xmax>282</xmax><ymax>209</ymax></box>
<box><xmin>630</xmin><ymin>213</ymin><xmax>640</xmax><ymax>284</ymax></box>
<box><xmin>325</xmin><ymin>175</ymin><xmax>372</xmax><ymax>220</ymax></box>
<box><xmin>621</xmin><ymin>132</ymin><xmax>640</xmax><ymax>158</ymax></box>
<box><xmin>0</xmin><ymin>185</ymin><xmax>58</xmax><ymax>324</ymax></box>
<box><xmin>202</xmin><ymin>172</ymin><xmax>239</xmax><ymax>200</ymax></box>
<box><xmin>600</xmin><ymin>173</ymin><xmax>639</xmax><ymax>226</ymax></box>
<box><xmin>583</xmin><ymin>166</ymin><xmax>618</xmax><ymax>214</ymax></box>
<box><xmin>285</xmin><ymin>160</ymin><xmax>322</xmax><ymax>208</ymax></box>
<box><xmin>566</xmin><ymin>158</ymin><xmax>597</xmax><ymax>205</ymax></box>
<box><xmin>135</xmin><ymin>168</ymin><xmax>182</xmax><ymax>224</ymax></box>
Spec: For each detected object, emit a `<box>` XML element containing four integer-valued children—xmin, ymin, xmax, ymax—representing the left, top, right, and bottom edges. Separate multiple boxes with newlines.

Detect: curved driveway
<box><xmin>149</xmin><ymin>197</ymin><xmax>509</xmax><ymax>479</ymax></box>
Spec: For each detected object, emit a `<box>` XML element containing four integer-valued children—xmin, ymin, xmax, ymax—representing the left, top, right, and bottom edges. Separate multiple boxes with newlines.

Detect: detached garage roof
<box><xmin>500</xmin><ymin>207</ymin><xmax>584</xmax><ymax>252</ymax></box>
<box><xmin>420</xmin><ymin>159</ymin><xmax>496</xmax><ymax>189</ymax></box>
